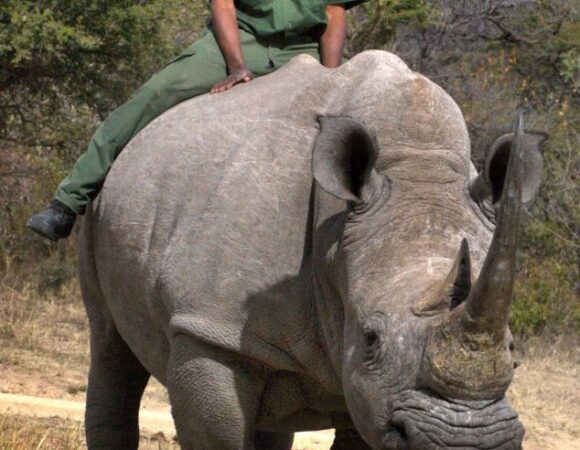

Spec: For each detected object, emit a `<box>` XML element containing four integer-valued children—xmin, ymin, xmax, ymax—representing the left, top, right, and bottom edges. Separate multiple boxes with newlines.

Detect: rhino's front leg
<box><xmin>167</xmin><ymin>334</ymin><xmax>269</xmax><ymax>450</ymax></box>
<box><xmin>84</xmin><ymin>324</ymin><xmax>151</xmax><ymax>450</ymax></box>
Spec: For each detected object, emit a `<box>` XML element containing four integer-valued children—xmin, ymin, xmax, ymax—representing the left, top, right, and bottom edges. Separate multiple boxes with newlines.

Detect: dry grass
<box><xmin>0</xmin><ymin>414</ymin><xmax>84</xmax><ymax>450</ymax></box>
<box><xmin>0</xmin><ymin>271</ymin><xmax>90</xmax><ymax>404</ymax></box>
<box><xmin>0</xmin><ymin>264</ymin><xmax>87</xmax><ymax>359</ymax></box>
<box><xmin>508</xmin><ymin>336</ymin><xmax>580</xmax><ymax>450</ymax></box>
<box><xmin>0</xmin><ymin>414</ymin><xmax>333</xmax><ymax>450</ymax></box>
<box><xmin>0</xmin><ymin>414</ymin><xmax>179</xmax><ymax>450</ymax></box>
<box><xmin>0</xmin><ymin>269</ymin><xmax>169</xmax><ymax>409</ymax></box>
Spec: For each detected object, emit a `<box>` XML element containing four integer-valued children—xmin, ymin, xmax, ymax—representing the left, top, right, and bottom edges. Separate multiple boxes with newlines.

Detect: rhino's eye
<box><xmin>363</xmin><ymin>329</ymin><xmax>378</xmax><ymax>348</ymax></box>
<box><xmin>362</xmin><ymin>313</ymin><xmax>387</xmax><ymax>366</ymax></box>
<box><xmin>362</xmin><ymin>328</ymin><xmax>382</xmax><ymax>367</ymax></box>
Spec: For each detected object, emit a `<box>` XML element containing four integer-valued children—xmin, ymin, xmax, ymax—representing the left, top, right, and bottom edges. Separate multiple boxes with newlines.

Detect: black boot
<box><xmin>26</xmin><ymin>199</ymin><xmax>77</xmax><ymax>241</ymax></box>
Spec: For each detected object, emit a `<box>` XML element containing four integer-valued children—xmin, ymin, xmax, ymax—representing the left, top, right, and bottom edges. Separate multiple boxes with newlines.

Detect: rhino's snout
<box><xmin>385</xmin><ymin>390</ymin><xmax>524</xmax><ymax>450</ymax></box>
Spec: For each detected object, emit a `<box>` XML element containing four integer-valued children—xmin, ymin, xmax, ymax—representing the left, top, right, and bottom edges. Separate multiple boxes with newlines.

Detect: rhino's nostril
<box><xmin>383</xmin><ymin>424</ymin><xmax>408</xmax><ymax>450</ymax></box>
<box><xmin>394</xmin><ymin>425</ymin><xmax>407</xmax><ymax>440</ymax></box>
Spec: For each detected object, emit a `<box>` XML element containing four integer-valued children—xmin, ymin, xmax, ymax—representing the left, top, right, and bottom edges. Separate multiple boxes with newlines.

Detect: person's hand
<box><xmin>210</xmin><ymin>67</ymin><xmax>254</xmax><ymax>93</ymax></box>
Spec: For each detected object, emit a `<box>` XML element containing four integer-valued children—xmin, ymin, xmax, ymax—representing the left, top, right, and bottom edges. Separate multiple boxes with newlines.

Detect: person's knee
<box><xmin>131</xmin><ymin>84</ymin><xmax>178</xmax><ymax>117</ymax></box>
<box><xmin>149</xmin><ymin>80</ymin><xmax>205</xmax><ymax>113</ymax></box>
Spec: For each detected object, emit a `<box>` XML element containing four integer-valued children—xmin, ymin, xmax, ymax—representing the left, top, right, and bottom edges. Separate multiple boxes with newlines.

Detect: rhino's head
<box><xmin>311</xmin><ymin>114</ymin><xmax>544</xmax><ymax>449</ymax></box>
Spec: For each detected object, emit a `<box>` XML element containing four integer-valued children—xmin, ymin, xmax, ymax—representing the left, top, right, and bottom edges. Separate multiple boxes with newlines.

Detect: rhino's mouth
<box><xmin>382</xmin><ymin>390</ymin><xmax>524</xmax><ymax>450</ymax></box>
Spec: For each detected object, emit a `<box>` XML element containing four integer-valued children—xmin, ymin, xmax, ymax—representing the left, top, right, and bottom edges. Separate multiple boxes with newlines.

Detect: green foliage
<box><xmin>511</xmin><ymin>105</ymin><xmax>579</xmax><ymax>336</ymax></box>
<box><xmin>512</xmin><ymin>229</ymin><xmax>579</xmax><ymax>336</ymax></box>
<box><xmin>0</xmin><ymin>0</ymin><xmax>167</xmax><ymax>116</ymax></box>
<box><xmin>560</xmin><ymin>48</ymin><xmax>580</xmax><ymax>86</ymax></box>
<box><xmin>501</xmin><ymin>1</ymin><xmax>579</xmax><ymax>108</ymax></box>
<box><xmin>0</xmin><ymin>0</ymin><xmax>209</xmax><ymax>266</ymax></box>
<box><xmin>347</xmin><ymin>0</ymin><xmax>432</xmax><ymax>54</ymax></box>
<box><xmin>0</xmin><ymin>0</ymin><xmax>170</xmax><ymax>177</ymax></box>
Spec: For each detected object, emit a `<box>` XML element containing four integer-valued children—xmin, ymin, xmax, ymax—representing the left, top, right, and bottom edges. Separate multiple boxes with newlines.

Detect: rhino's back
<box><xmin>80</xmin><ymin>51</ymin><xmax>470</xmax><ymax>379</ymax></box>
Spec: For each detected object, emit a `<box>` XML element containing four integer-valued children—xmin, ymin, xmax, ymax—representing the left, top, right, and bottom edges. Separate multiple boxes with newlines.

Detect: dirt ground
<box><xmin>0</xmin><ymin>279</ymin><xmax>578</xmax><ymax>449</ymax></box>
<box><xmin>1</xmin><ymin>352</ymin><xmax>578</xmax><ymax>449</ymax></box>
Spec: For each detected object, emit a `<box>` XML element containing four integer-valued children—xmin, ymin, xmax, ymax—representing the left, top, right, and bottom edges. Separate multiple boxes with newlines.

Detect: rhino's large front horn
<box><xmin>421</xmin><ymin>111</ymin><xmax>527</xmax><ymax>400</ymax></box>
<box><xmin>463</xmin><ymin>111</ymin><xmax>525</xmax><ymax>340</ymax></box>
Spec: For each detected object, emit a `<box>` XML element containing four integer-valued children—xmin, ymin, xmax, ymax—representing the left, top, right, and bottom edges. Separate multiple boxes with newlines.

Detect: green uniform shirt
<box><xmin>233</xmin><ymin>0</ymin><xmax>368</xmax><ymax>40</ymax></box>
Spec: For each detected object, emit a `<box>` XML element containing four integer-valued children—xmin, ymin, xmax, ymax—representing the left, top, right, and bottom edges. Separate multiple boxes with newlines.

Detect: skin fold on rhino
<box><xmin>77</xmin><ymin>51</ymin><xmax>544</xmax><ymax>450</ymax></box>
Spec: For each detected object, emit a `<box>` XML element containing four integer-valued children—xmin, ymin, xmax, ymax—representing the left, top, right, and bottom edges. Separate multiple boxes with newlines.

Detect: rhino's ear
<box><xmin>469</xmin><ymin>130</ymin><xmax>546</xmax><ymax>208</ymax></box>
<box><xmin>313</xmin><ymin>116</ymin><xmax>383</xmax><ymax>204</ymax></box>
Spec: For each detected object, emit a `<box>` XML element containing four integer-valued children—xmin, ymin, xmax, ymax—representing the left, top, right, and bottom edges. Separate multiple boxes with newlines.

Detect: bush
<box><xmin>512</xmin><ymin>251</ymin><xmax>579</xmax><ymax>336</ymax></box>
<box><xmin>0</xmin><ymin>0</ymin><xmax>209</xmax><ymax>267</ymax></box>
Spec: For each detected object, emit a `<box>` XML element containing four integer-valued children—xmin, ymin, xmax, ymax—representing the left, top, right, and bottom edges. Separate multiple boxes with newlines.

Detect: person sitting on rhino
<box><xmin>27</xmin><ymin>0</ymin><xmax>367</xmax><ymax>241</ymax></box>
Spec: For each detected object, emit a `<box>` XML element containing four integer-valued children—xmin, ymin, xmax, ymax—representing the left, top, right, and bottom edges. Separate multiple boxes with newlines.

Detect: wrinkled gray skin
<box><xmin>78</xmin><ymin>51</ymin><xmax>544</xmax><ymax>450</ymax></box>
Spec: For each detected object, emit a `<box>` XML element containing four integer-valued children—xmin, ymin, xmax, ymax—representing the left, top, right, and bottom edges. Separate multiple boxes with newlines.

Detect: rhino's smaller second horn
<box><xmin>449</xmin><ymin>239</ymin><xmax>472</xmax><ymax>309</ymax></box>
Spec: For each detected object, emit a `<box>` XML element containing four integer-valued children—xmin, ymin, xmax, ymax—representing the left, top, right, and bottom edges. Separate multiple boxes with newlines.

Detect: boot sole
<box><xmin>26</xmin><ymin>217</ymin><xmax>62</xmax><ymax>242</ymax></box>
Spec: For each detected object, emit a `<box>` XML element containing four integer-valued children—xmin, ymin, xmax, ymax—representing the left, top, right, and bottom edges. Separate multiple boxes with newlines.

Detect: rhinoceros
<box><xmin>77</xmin><ymin>51</ymin><xmax>544</xmax><ymax>449</ymax></box>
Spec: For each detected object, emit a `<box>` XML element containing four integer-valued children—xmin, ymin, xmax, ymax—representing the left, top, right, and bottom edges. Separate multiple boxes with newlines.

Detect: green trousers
<box><xmin>56</xmin><ymin>29</ymin><xmax>320</xmax><ymax>214</ymax></box>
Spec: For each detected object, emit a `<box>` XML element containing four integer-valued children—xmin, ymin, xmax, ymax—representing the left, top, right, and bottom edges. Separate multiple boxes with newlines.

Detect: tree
<box><xmin>0</xmin><ymin>0</ymin><xmax>208</xmax><ymax>262</ymax></box>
